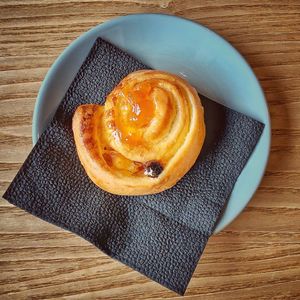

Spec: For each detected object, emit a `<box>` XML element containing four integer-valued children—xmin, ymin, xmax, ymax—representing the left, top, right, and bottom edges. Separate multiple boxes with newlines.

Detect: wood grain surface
<box><xmin>1</xmin><ymin>0</ymin><xmax>300</xmax><ymax>299</ymax></box>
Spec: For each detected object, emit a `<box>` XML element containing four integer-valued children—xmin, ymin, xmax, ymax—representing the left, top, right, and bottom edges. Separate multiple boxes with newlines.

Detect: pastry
<box><xmin>72</xmin><ymin>70</ymin><xmax>205</xmax><ymax>195</ymax></box>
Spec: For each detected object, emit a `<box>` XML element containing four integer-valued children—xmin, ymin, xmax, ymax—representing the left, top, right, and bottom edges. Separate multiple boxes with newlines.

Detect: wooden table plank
<box><xmin>1</xmin><ymin>1</ymin><xmax>300</xmax><ymax>299</ymax></box>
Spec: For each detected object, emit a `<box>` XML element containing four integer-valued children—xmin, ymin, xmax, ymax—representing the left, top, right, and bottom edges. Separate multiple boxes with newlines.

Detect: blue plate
<box><xmin>32</xmin><ymin>14</ymin><xmax>270</xmax><ymax>233</ymax></box>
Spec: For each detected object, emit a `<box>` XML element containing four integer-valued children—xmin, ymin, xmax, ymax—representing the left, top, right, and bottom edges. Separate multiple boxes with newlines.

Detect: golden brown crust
<box><xmin>72</xmin><ymin>70</ymin><xmax>205</xmax><ymax>195</ymax></box>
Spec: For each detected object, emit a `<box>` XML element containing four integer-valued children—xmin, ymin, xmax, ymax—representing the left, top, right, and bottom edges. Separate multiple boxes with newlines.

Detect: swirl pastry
<box><xmin>72</xmin><ymin>70</ymin><xmax>205</xmax><ymax>195</ymax></box>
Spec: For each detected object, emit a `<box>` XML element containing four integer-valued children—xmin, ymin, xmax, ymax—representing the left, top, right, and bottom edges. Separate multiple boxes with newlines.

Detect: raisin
<box><xmin>144</xmin><ymin>161</ymin><xmax>163</xmax><ymax>178</ymax></box>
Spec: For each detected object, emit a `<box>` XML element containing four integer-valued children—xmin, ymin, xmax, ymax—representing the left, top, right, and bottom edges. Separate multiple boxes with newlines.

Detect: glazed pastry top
<box><xmin>72</xmin><ymin>70</ymin><xmax>205</xmax><ymax>195</ymax></box>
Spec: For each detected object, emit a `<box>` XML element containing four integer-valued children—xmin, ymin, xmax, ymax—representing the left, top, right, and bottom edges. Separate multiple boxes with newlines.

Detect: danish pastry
<box><xmin>72</xmin><ymin>70</ymin><xmax>205</xmax><ymax>195</ymax></box>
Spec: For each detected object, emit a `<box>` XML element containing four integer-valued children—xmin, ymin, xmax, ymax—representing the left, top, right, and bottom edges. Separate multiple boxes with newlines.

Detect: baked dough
<box><xmin>72</xmin><ymin>70</ymin><xmax>205</xmax><ymax>195</ymax></box>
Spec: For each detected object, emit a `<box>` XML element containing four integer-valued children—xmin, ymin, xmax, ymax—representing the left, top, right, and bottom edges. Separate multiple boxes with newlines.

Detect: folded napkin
<box><xmin>4</xmin><ymin>38</ymin><xmax>264</xmax><ymax>295</ymax></box>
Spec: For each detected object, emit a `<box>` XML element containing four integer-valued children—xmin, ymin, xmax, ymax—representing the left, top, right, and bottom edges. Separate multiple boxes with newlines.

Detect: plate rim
<box><xmin>32</xmin><ymin>13</ymin><xmax>271</xmax><ymax>233</ymax></box>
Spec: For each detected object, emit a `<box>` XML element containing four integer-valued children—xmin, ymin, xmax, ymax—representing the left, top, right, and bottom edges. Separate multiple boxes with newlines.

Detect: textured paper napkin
<box><xmin>4</xmin><ymin>38</ymin><xmax>264</xmax><ymax>295</ymax></box>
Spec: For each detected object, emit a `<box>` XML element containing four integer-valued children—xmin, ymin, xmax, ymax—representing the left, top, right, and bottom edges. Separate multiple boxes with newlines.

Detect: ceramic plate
<box><xmin>32</xmin><ymin>14</ymin><xmax>270</xmax><ymax>233</ymax></box>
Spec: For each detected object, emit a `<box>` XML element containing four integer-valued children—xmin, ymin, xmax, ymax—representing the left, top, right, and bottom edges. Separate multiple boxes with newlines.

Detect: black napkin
<box><xmin>3</xmin><ymin>38</ymin><xmax>264</xmax><ymax>295</ymax></box>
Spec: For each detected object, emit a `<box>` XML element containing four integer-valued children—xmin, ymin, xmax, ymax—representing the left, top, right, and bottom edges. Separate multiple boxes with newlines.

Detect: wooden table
<box><xmin>1</xmin><ymin>1</ymin><xmax>299</xmax><ymax>299</ymax></box>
